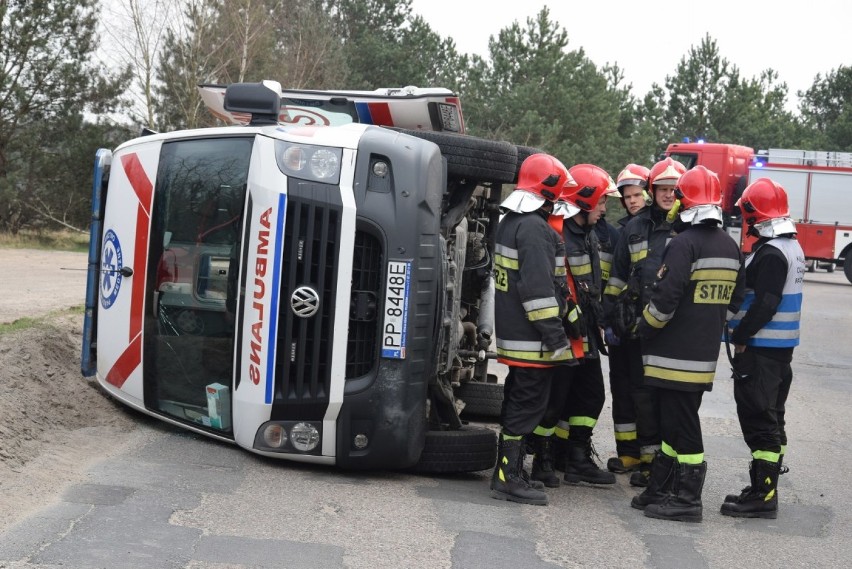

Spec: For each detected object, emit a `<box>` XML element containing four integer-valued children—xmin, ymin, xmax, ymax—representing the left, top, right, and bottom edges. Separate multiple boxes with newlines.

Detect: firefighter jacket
<box><xmin>564</xmin><ymin>217</ymin><xmax>603</xmax><ymax>358</ymax></box>
<box><xmin>495</xmin><ymin>211</ymin><xmax>572</xmax><ymax>367</ymax></box>
<box><xmin>728</xmin><ymin>236</ymin><xmax>804</xmax><ymax>353</ymax></box>
<box><xmin>603</xmin><ymin>206</ymin><xmax>674</xmax><ymax>322</ymax></box>
<box><xmin>638</xmin><ymin>223</ymin><xmax>745</xmax><ymax>392</ymax></box>
<box><xmin>594</xmin><ymin>218</ymin><xmax>620</xmax><ymax>283</ymax></box>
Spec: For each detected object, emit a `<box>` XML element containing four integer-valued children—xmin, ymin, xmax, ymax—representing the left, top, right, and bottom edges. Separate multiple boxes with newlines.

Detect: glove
<box><xmin>564</xmin><ymin>299</ymin><xmax>586</xmax><ymax>339</ymax></box>
<box><xmin>613</xmin><ymin>292</ymin><xmax>639</xmax><ymax>340</ymax></box>
<box><xmin>550</xmin><ymin>345</ymin><xmax>568</xmax><ymax>360</ymax></box>
<box><xmin>604</xmin><ymin>326</ymin><xmax>620</xmax><ymax>346</ymax></box>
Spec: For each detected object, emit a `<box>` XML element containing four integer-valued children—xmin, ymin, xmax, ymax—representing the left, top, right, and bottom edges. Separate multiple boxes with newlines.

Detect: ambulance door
<box><xmin>96</xmin><ymin>140</ymin><xmax>163</xmax><ymax>408</ymax></box>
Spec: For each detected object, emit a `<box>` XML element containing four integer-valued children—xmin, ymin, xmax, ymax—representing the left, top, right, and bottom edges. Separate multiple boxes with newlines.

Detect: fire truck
<box><xmin>81</xmin><ymin>80</ymin><xmax>524</xmax><ymax>471</ymax></box>
<box><xmin>665</xmin><ymin>142</ymin><xmax>852</xmax><ymax>284</ymax></box>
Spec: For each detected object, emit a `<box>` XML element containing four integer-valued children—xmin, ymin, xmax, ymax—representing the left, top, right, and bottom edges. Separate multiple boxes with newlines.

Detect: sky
<box><xmin>409</xmin><ymin>0</ymin><xmax>850</xmax><ymax>111</ymax></box>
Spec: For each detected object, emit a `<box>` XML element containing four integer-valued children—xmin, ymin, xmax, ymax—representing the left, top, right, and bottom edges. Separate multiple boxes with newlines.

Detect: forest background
<box><xmin>1</xmin><ymin>0</ymin><xmax>850</xmax><ymax>235</ymax></box>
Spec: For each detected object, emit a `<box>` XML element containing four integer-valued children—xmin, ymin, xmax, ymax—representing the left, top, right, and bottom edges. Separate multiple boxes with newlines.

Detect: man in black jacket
<box><xmin>721</xmin><ymin>178</ymin><xmax>805</xmax><ymax>519</ymax></box>
<box><xmin>492</xmin><ymin>153</ymin><xmax>575</xmax><ymax>506</ymax></box>
<box><xmin>603</xmin><ymin>158</ymin><xmax>685</xmax><ymax>487</ymax></box>
<box><xmin>601</xmin><ymin>164</ymin><xmax>650</xmax><ymax>474</ymax></box>
<box><xmin>635</xmin><ymin>166</ymin><xmax>745</xmax><ymax>523</ymax></box>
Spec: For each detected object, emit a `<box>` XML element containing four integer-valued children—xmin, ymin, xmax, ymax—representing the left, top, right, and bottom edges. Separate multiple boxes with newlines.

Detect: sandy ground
<box><xmin>0</xmin><ymin>248</ymin><xmax>139</xmax><ymax>532</ymax></box>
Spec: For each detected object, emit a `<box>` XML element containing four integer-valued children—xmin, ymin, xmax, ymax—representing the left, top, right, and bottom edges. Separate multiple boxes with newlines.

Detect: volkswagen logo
<box><xmin>291</xmin><ymin>286</ymin><xmax>320</xmax><ymax>318</ymax></box>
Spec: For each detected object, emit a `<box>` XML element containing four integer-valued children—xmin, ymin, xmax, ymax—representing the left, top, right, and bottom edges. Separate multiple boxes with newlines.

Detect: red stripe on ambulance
<box><xmin>106</xmin><ymin>153</ymin><xmax>152</xmax><ymax>388</ymax></box>
<box><xmin>367</xmin><ymin>102</ymin><xmax>393</xmax><ymax>126</ymax></box>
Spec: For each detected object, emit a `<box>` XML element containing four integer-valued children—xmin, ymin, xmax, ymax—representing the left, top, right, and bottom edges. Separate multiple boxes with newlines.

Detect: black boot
<box><xmin>563</xmin><ymin>440</ymin><xmax>616</xmax><ymax>485</ymax></box>
<box><xmin>607</xmin><ymin>455</ymin><xmax>641</xmax><ymax>473</ymax></box>
<box><xmin>720</xmin><ymin>459</ymin><xmax>780</xmax><ymax>519</ymax></box>
<box><xmin>490</xmin><ymin>437</ymin><xmax>545</xmax><ymax>491</ymax></box>
<box><xmin>518</xmin><ymin>437</ymin><xmax>546</xmax><ymax>490</ymax></box>
<box><xmin>631</xmin><ymin>452</ymin><xmax>676</xmax><ymax>510</ymax></box>
<box><xmin>552</xmin><ymin>437</ymin><xmax>569</xmax><ymax>472</ymax></box>
<box><xmin>724</xmin><ymin>455</ymin><xmax>786</xmax><ymax>503</ymax></box>
<box><xmin>629</xmin><ymin>464</ymin><xmax>651</xmax><ymax>487</ymax></box>
<box><xmin>490</xmin><ymin>437</ymin><xmax>548</xmax><ymax>505</ymax></box>
<box><xmin>644</xmin><ymin>462</ymin><xmax>706</xmax><ymax>523</ymax></box>
<box><xmin>531</xmin><ymin>435</ymin><xmax>561</xmax><ymax>488</ymax></box>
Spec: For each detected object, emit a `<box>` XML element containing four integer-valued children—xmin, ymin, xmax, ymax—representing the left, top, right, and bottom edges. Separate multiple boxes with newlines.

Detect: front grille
<box><xmin>346</xmin><ymin>230</ymin><xmax>383</xmax><ymax>377</ymax></box>
<box><xmin>272</xmin><ymin>183</ymin><xmax>342</xmax><ymax>420</ymax></box>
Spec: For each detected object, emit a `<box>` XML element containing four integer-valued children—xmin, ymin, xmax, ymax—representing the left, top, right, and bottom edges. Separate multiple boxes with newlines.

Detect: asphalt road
<box><xmin>0</xmin><ymin>258</ymin><xmax>850</xmax><ymax>568</ymax></box>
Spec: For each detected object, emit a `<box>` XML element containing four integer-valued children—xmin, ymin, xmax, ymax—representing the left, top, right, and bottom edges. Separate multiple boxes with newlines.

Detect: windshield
<box><xmin>668</xmin><ymin>153</ymin><xmax>698</xmax><ymax>169</ymax></box>
<box><xmin>280</xmin><ymin>97</ymin><xmax>359</xmax><ymax>127</ymax></box>
<box><xmin>143</xmin><ymin>136</ymin><xmax>253</xmax><ymax>433</ymax></box>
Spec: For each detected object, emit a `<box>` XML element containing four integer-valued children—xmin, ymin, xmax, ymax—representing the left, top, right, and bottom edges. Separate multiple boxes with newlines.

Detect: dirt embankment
<box><xmin>0</xmin><ymin>249</ymin><xmax>140</xmax><ymax>531</ymax></box>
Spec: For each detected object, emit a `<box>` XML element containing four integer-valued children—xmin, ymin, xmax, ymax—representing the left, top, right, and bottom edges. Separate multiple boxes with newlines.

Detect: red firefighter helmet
<box><xmin>515</xmin><ymin>153</ymin><xmax>568</xmax><ymax>201</ymax></box>
<box><xmin>616</xmin><ymin>164</ymin><xmax>650</xmax><ymax>192</ymax></box>
<box><xmin>648</xmin><ymin>157</ymin><xmax>686</xmax><ymax>190</ymax></box>
<box><xmin>501</xmin><ymin>153</ymin><xmax>569</xmax><ymax>213</ymax></box>
<box><xmin>563</xmin><ymin>164</ymin><xmax>615</xmax><ymax>211</ymax></box>
<box><xmin>673</xmin><ymin>165</ymin><xmax>722</xmax><ymax>209</ymax></box>
<box><xmin>736</xmin><ymin>177</ymin><xmax>790</xmax><ymax>225</ymax></box>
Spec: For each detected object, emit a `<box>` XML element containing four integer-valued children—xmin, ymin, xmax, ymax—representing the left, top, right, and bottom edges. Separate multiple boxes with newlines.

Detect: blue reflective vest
<box><xmin>729</xmin><ymin>238</ymin><xmax>805</xmax><ymax>348</ymax></box>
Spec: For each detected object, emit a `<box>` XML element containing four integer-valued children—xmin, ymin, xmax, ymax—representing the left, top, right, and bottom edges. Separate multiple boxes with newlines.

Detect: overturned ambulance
<box><xmin>81</xmin><ymin>81</ymin><xmax>525</xmax><ymax>471</ymax></box>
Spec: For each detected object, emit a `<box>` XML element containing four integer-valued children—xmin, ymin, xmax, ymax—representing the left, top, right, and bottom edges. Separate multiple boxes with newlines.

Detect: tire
<box><xmin>826</xmin><ymin>263</ymin><xmax>835</xmax><ymax>273</ymax></box>
<box><xmin>806</xmin><ymin>259</ymin><xmax>816</xmax><ymax>273</ymax></box>
<box><xmin>410</xmin><ymin>426</ymin><xmax>497</xmax><ymax>473</ymax></box>
<box><xmin>456</xmin><ymin>381</ymin><xmax>503</xmax><ymax>418</ymax></box>
<box><xmin>514</xmin><ymin>145</ymin><xmax>545</xmax><ymax>184</ymax></box>
<box><xmin>844</xmin><ymin>254</ymin><xmax>852</xmax><ymax>284</ymax></box>
<box><xmin>392</xmin><ymin>129</ymin><xmax>517</xmax><ymax>183</ymax></box>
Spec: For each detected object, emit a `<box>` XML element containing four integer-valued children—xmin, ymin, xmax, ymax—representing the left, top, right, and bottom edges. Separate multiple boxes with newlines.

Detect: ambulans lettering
<box><xmin>694</xmin><ymin>280</ymin><xmax>734</xmax><ymax>304</ymax></box>
<box><xmin>248</xmin><ymin>207</ymin><xmax>273</xmax><ymax>385</ymax></box>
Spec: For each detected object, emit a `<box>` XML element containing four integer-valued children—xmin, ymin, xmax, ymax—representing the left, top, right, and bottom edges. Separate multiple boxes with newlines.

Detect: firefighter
<box><xmin>602</xmin><ymin>158</ymin><xmax>685</xmax><ymax>486</ymax></box>
<box><xmin>602</xmin><ymin>164</ymin><xmax>650</xmax><ymax>474</ymax></box>
<box><xmin>491</xmin><ymin>153</ymin><xmax>575</xmax><ymax>506</ymax></box>
<box><xmin>615</xmin><ymin>164</ymin><xmax>651</xmax><ymax>219</ymax></box>
<box><xmin>527</xmin><ymin>171</ymin><xmax>586</xmax><ymax>490</ymax></box>
<box><xmin>636</xmin><ymin>166</ymin><xmax>745</xmax><ymax>523</ymax></box>
<box><xmin>721</xmin><ymin>178</ymin><xmax>805</xmax><ymax>519</ymax></box>
<box><xmin>546</xmin><ymin>164</ymin><xmax>620</xmax><ymax>486</ymax></box>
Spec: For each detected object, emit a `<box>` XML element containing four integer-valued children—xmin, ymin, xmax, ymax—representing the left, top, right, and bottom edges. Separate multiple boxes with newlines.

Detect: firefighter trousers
<box><xmin>625</xmin><ymin>338</ymin><xmax>661</xmax><ymax>461</ymax></box>
<box><xmin>501</xmin><ymin>365</ymin><xmax>558</xmax><ymax>437</ymax></box>
<box><xmin>544</xmin><ymin>358</ymin><xmax>606</xmax><ymax>442</ymax></box>
<box><xmin>608</xmin><ymin>343</ymin><xmax>640</xmax><ymax>459</ymax></box>
<box><xmin>658</xmin><ymin>389</ymin><xmax>705</xmax><ymax>457</ymax></box>
<box><xmin>732</xmin><ymin>350</ymin><xmax>792</xmax><ymax>454</ymax></box>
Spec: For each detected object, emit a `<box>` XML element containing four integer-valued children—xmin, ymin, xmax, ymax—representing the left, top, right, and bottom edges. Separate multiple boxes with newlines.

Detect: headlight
<box><xmin>262</xmin><ymin>424</ymin><xmax>288</xmax><ymax>448</ymax></box>
<box><xmin>275</xmin><ymin>141</ymin><xmax>342</xmax><ymax>184</ymax></box>
<box><xmin>290</xmin><ymin>422</ymin><xmax>320</xmax><ymax>452</ymax></box>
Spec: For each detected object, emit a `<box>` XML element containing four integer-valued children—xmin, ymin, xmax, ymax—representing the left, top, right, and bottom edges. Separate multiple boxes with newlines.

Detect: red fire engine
<box><xmin>665</xmin><ymin>142</ymin><xmax>852</xmax><ymax>284</ymax></box>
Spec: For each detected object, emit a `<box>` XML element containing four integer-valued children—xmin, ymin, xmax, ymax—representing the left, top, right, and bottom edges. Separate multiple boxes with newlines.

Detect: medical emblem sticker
<box><xmin>100</xmin><ymin>229</ymin><xmax>123</xmax><ymax>309</ymax></box>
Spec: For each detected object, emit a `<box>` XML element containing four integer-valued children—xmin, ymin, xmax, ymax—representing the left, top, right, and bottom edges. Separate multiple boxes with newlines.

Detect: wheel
<box><xmin>806</xmin><ymin>259</ymin><xmax>815</xmax><ymax>273</ymax></box>
<box><xmin>456</xmin><ymin>381</ymin><xmax>503</xmax><ymax>418</ymax></box>
<box><xmin>391</xmin><ymin>129</ymin><xmax>518</xmax><ymax>183</ymax></box>
<box><xmin>410</xmin><ymin>426</ymin><xmax>497</xmax><ymax>473</ymax></box>
<box><xmin>844</xmin><ymin>254</ymin><xmax>852</xmax><ymax>284</ymax></box>
<box><xmin>513</xmin><ymin>145</ymin><xmax>545</xmax><ymax>184</ymax></box>
<box><xmin>826</xmin><ymin>262</ymin><xmax>835</xmax><ymax>273</ymax></box>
